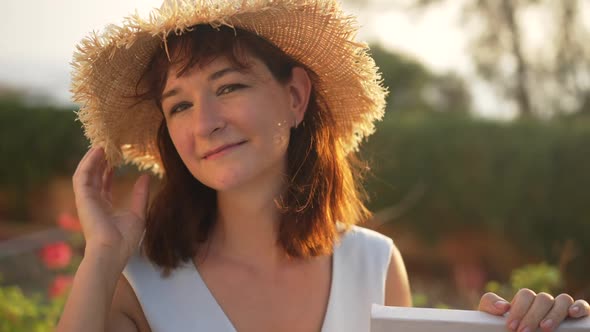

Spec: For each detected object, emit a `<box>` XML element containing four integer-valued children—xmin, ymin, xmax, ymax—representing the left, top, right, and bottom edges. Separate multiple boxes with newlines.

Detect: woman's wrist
<box><xmin>83</xmin><ymin>243</ymin><xmax>129</xmax><ymax>274</ymax></box>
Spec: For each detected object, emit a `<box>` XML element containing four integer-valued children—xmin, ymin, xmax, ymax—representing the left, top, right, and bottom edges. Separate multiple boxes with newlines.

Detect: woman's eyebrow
<box><xmin>162</xmin><ymin>88</ymin><xmax>179</xmax><ymax>102</ymax></box>
<box><xmin>207</xmin><ymin>66</ymin><xmax>244</xmax><ymax>82</ymax></box>
<box><xmin>162</xmin><ymin>67</ymin><xmax>246</xmax><ymax>102</ymax></box>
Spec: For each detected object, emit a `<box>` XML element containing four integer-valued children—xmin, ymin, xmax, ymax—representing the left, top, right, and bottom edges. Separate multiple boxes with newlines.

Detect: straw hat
<box><xmin>71</xmin><ymin>0</ymin><xmax>387</xmax><ymax>176</ymax></box>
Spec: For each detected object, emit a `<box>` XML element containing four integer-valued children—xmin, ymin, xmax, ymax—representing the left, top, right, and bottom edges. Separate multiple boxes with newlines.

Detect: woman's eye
<box><xmin>169</xmin><ymin>102</ymin><xmax>191</xmax><ymax>115</ymax></box>
<box><xmin>217</xmin><ymin>84</ymin><xmax>246</xmax><ymax>96</ymax></box>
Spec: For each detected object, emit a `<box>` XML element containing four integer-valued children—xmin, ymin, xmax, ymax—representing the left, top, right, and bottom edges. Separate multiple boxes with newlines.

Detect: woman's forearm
<box><xmin>56</xmin><ymin>249</ymin><xmax>125</xmax><ymax>332</ymax></box>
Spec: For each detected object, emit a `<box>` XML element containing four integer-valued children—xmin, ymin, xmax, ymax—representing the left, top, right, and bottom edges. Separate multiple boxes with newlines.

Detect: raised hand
<box><xmin>72</xmin><ymin>147</ymin><xmax>151</xmax><ymax>265</ymax></box>
<box><xmin>478</xmin><ymin>290</ymin><xmax>590</xmax><ymax>332</ymax></box>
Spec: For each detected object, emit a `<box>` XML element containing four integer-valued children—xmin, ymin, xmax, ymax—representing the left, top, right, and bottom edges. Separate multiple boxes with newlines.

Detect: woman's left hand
<box><xmin>478</xmin><ymin>289</ymin><xmax>589</xmax><ymax>332</ymax></box>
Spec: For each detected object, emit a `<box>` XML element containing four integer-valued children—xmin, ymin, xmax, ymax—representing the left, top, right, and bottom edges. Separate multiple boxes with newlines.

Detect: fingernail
<box><xmin>494</xmin><ymin>300</ymin><xmax>509</xmax><ymax>309</ymax></box>
<box><xmin>509</xmin><ymin>319</ymin><xmax>519</xmax><ymax>331</ymax></box>
<box><xmin>571</xmin><ymin>306</ymin><xmax>580</xmax><ymax>314</ymax></box>
<box><xmin>521</xmin><ymin>327</ymin><xmax>531</xmax><ymax>332</ymax></box>
<box><xmin>541</xmin><ymin>319</ymin><xmax>553</xmax><ymax>329</ymax></box>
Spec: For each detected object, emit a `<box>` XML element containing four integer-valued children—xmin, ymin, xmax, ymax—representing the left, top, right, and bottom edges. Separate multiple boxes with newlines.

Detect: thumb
<box><xmin>129</xmin><ymin>173</ymin><xmax>151</xmax><ymax>221</ymax></box>
<box><xmin>478</xmin><ymin>292</ymin><xmax>511</xmax><ymax>316</ymax></box>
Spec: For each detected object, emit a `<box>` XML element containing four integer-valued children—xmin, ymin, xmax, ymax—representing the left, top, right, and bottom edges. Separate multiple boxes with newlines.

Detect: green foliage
<box><xmin>0</xmin><ymin>98</ymin><xmax>86</xmax><ymax>186</ymax></box>
<box><xmin>485</xmin><ymin>263</ymin><xmax>562</xmax><ymax>300</ymax></box>
<box><xmin>0</xmin><ymin>229</ymin><xmax>82</xmax><ymax>331</ymax></box>
<box><xmin>0</xmin><ymin>280</ymin><xmax>65</xmax><ymax>332</ymax></box>
<box><xmin>369</xmin><ymin>45</ymin><xmax>471</xmax><ymax>115</ymax></box>
<box><xmin>412</xmin><ymin>292</ymin><xmax>429</xmax><ymax>307</ymax></box>
<box><xmin>411</xmin><ymin>292</ymin><xmax>452</xmax><ymax>309</ymax></box>
<box><xmin>362</xmin><ymin>112</ymin><xmax>590</xmax><ymax>281</ymax></box>
<box><xmin>412</xmin><ymin>263</ymin><xmax>561</xmax><ymax>309</ymax></box>
<box><xmin>0</xmin><ymin>97</ymin><xmax>88</xmax><ymax>219</ymax></box>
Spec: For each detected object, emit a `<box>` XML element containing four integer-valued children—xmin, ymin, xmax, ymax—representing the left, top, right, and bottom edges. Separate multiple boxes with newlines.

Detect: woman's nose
<box><xmin>191</xmin><ymin>95</ymin><xmax>225</xmax><ymax>137</ymax></box>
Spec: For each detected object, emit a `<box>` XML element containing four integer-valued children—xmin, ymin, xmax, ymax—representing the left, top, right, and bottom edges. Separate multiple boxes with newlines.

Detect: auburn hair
<box><xmin>136</xmin><ymin>25</ymin><xmax>371</xmax><ymax>276</ymax></box>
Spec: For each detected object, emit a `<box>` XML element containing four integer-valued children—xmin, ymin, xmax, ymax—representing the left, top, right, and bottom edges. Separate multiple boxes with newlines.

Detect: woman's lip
<box><xmin>203</xmin><ymin>141</ymin><xmax>247</xmax><ymax>159</ymax></box>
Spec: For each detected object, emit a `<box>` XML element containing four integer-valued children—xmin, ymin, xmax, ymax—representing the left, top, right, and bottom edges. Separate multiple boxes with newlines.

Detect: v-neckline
<box><xmin>188</xmin><ymin>245</ymin><xmax>338</xmax><ymax>332</ymax></box>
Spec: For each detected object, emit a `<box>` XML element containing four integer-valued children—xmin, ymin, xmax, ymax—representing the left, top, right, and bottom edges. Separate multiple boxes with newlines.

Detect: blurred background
<box><xmin>1</xmin><ymin>0</ymin><xmax>590</xmax><ymax>329</ymax></box>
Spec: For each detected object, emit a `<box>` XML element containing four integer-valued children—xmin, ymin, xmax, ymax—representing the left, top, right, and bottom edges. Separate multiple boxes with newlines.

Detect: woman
<box><xmin>58</xmin><ymin>1</ymin><xmax>589</xmax><ymax>331</ymax></box>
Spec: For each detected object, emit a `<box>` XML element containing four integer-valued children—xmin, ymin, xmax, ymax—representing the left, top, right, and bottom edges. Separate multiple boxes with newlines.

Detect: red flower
<box><xmin>39</xmin><ymin>242</ymin><xmax>72</xmax><ymax>269</ymax></box>
<box><xmin>48</xmin><ymin>275</ymin><xmax>74</xmax><ymax>299</ymax></box>
<box><xmin>57</xmin><ymin>212</ymin><xmax>82</xmax><ymax>232</ymax></box>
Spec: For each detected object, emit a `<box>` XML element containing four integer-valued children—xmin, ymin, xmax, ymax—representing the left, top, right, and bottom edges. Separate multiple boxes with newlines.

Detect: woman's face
<box><xmin>161</xmin><ymin>53</ymin><xmax>307</xmax><ymax>191</ymax></box>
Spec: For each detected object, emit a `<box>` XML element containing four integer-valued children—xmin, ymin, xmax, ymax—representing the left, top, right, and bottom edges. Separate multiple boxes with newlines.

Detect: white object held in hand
<box><xmin>371</xmin><ymin>305</ymin><xmax>590</xmax><ymax>332</ymax></box>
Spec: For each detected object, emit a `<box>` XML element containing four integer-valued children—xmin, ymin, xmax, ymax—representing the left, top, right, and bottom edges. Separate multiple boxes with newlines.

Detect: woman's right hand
<box><xmin>72</xmin><ymin>147</ymin><xmax>151</xmax><ymax>264</ymax></box>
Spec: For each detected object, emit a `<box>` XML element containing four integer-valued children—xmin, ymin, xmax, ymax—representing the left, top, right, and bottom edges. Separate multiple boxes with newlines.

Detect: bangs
<box><xmin>151</xmin><ymin>26</ymin><xmax>253</xmax><ymax>105</ymax></box>
<box><xmin>173</xmin><ymin>30</ymin><xmax>253</xmax><ymax>74</ymax></box>
<box><xmin>139</xmin><ymin>24</ymin><xmax>300</xmax><ymax>111</ymax></box>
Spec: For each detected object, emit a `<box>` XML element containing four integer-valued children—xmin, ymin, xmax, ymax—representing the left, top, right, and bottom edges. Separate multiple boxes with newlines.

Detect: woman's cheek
<box><xmin>265</xmin><ymin>119</ymin><xmax>291</xmax><ymax>152</ymax></box>
<box><xmin>170</xmin><ymin>128</ymin><xmax>195</xmax><ymax>162</ymax></box>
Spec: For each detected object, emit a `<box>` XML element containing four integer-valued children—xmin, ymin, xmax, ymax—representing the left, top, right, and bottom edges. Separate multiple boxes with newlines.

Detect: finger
<box><xmin>478</xmin><ymin>292</ymin><xmax>511</xmax><ymax>315</ymax></box>
<box><xmin>101</xmin><ymin>166</ymin><xmax>114</xmax><ymax>203</ymax></box>
<box><xmin>73</xmin><ymin>148</ymin><xmax>109</xmax><ymax>205</ymax></box>
<box><xmin>79</xmin><ymin>146</ymin><xmax>101</xmax><ymax>166</ymax></box>
<box><xmin>518</xmin><ymin>292</ymin><xmax>554</xmax><ymax>332</ymax></box>
<box><xmin>129</xmin><ymin>174</ymin><xmax>151</xmax><ymax>221</ymax></box>
<box><xmin>75</xmin><ymin>148</ymin><xmax>104</xmax><ymax>185</ymax></box>
<box><xmin>569</xmin><ymin>299</ymin><xmax>590</xmax><ymax>318</ymax></box>
<box><xmin>540</xmin><ymin>293</ymin><xmax>573</xmax><ymax>331</ymax></box>
<box><xmin>73</xmin><ymin>147</ymin><xmax>97</xmax><ymax>183</ymax></box>
<box><xmin>75</xmin><ymin>147</ymin><xmax>96</xmax><ymax>173</ymax></box>
<box><xmin>92</xmin><ymin>157</ymin><xmax>108</xmax><ymax>189</ymax></box>
<box><xmin>507</xmin><ymin>288</ymin><xmax>537</xmax><ymax>331</ymax></box>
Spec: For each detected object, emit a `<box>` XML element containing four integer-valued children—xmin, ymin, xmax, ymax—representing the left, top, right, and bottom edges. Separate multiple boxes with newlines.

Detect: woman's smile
<box><xmin>203</xmin><ymin>140</ymin><xmax>248</xmax><ymax>160</ymax></box>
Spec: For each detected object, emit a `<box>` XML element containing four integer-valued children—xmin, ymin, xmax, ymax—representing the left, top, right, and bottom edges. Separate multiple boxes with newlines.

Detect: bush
<box><xmin>486</xmin><ymin>263</ymin><xmax>562</xmax><ymax>300</ymax></box>
<box><xmin>362</xmin><ymin>112</ymin><xmax>590</xmax><ymax>284</ymax></box>
<box><xmin>0</xmin><ymin>281</ymin><xmax>65</xmax><ymax>332</ymax></box>
<box><xmin>0</xmin><ymin>97</ymin><xmax>88</xmax><ymax>219</ymax></box>
<box><xmin>0</xmin><ymin>213</ymin><xmax>83</xmax><ymax>331</ymax></box>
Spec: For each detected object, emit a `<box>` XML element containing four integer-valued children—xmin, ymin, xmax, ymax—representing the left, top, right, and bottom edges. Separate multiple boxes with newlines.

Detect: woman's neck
<box><xmin>209</xmin><ymin>168</ymin><xmax>289</xmax><ymax>269</ymax></box>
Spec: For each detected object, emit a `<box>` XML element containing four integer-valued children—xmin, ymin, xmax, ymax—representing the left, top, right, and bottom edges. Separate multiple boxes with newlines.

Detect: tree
<box><xmin>369</xmin><ymin>44</ymin><xmax>472</xmax><ymax>115</ymax></box>
<box><xmin>350</xmin><ymin>0</ymin><xmax>590</xmax><ymax>118</ymax></box>
<box><xmin>455</xmin><ymin>0</ymin><xmax>590</xmax><ymax>118</ymax></box>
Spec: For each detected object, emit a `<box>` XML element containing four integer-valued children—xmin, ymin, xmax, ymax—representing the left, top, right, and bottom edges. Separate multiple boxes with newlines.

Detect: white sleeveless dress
<box><xmin>123</xmin><ymin>225</ymin><xmax>394</xmax><ymax>332</ymax></box>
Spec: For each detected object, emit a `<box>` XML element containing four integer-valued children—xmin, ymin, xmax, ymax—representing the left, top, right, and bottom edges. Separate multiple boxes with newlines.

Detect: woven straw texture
<box><xmin>71</xmin><ymin>0</ymin><xmax>388</xmax><ymax>176</ymax></box>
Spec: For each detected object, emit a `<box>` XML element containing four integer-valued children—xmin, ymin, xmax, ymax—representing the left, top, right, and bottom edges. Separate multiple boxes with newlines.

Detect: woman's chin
<box><xmin>197</xmin><ymin>171</ymin><xmax>251</xmax><ymax>192</ymax></box>
<box><xmin>191</xmin><ymin>158</ymin><xmax>285</xmax><ymax>192</ymax></box>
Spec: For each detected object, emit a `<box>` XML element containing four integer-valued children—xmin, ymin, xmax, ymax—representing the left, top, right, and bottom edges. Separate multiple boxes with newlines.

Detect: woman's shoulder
<box><xmin>336</xmin><ymin>224</ymin><xmax>395</xmax><ymax>269</ymax></box>
<box><xmin>333</xmin><ymin>224</ymin><xmax>400</xmax><ymax>303</ymax></box>
<box><xmin>338</xmin><ymin>224</ymin><xmax>394</xmax><ymax>249</ymax></box>
<box><xmin>123</xmin><ymin>247</ymin><xmax>160</xmax><ymax>280</ymax></box>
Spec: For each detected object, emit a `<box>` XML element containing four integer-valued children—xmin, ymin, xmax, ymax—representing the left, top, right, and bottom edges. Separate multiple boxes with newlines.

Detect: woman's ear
<box><xmin>287</xmin><ymin>67</ymin><xmax>312</xmax><ymax>127</ymax></box>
